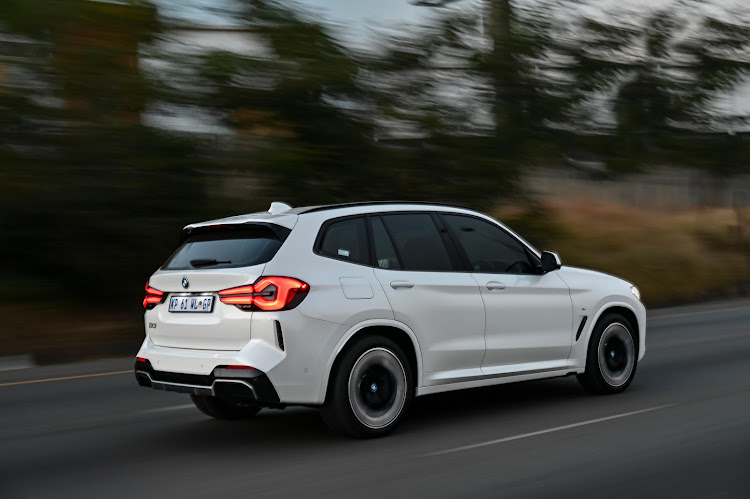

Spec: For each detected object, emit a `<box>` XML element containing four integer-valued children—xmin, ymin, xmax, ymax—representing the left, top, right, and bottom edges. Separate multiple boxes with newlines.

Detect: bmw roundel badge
<box><xmin>181</xmin><ymin>277</ymin><xmax>189</xmax><ymax>289</ymax></box>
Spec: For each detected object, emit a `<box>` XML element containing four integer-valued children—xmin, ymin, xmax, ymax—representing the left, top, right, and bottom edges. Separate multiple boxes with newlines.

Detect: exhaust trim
<box><xmin>135</xmin><ymin>371</ymin><xmax>258</xmax><ymax>399</ymax></box>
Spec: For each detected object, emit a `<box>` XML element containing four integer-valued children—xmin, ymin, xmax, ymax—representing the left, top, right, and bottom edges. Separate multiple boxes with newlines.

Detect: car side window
<box><xmin>443</xmin><ymin>214</ymin><xmax>536</xmax><ymax>274</ymax></box>
<box><xmin>318</xmin><ymin>217</ymin><xmax>369</xmax><ymax>265</ymax></box>
<box><xmin>380</xmin><ymin>214</ymin><xmax>453</xmax><ymax>271</ymax></box>
<box><xmin>370</xmin><ymin>217</ymin><xmax>401</xmax><ymax>269</ymax></box>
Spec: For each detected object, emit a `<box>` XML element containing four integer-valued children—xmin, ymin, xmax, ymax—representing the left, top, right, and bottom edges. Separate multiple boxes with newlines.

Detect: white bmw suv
<box><xmin>135</xmin><ymin>201</ymin><xmax>645</xmax><ymax>437</ymax></box>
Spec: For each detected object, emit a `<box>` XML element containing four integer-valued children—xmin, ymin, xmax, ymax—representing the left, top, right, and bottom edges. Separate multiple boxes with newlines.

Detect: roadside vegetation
<box><xmin>1</xmin><ymin>0</ymin><xmax>750</xmax><ymax>362</ymax></box>
<box><xmin>500</xmin><ymin>200</ymin><xmax>750</xmax><ymax>306</ymax></box>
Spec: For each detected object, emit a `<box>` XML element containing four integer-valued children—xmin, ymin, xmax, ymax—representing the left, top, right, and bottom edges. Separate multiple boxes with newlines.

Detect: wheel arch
<box><xmin>318</xmin><ymin>320</ymin><xmax>423</xmax><ymax>405</ymax></box>
<box><xmin>588</xmin><ymin>303</ymin><xmax>641</xmax><ymax>354</ymax></box>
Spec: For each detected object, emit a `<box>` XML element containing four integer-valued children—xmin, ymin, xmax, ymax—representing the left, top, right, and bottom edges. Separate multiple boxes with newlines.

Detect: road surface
<box><xmin>2</xmin><ymin>300</ymin><xmax>749</xmax><ymax>498</ymax></box>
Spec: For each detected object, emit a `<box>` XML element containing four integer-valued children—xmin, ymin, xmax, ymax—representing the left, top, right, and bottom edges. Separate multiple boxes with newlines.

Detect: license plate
<box><xmin>168</xmin><ymin>295</ymin><xmax>214</xmax><ymax>313</ymax></box>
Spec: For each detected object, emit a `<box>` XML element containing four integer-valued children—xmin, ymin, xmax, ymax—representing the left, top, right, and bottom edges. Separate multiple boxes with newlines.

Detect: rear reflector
<box><xmin>136</xmin><ymin>357</ymin><xmax>147</xmax><ymax>363</ymax></box>
<box><xmin>225</xmin><ymin>365</ymin><xmax>256</xmax><ymax>370</ymax></box>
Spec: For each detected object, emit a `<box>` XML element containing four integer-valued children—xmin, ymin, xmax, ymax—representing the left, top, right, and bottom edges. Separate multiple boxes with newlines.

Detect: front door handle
<box><xmin>486</xmin><ymin>281</ymin><xmax>507</xmax><ymax>291</ymax></box>
<box><xmin>390</xmin><ymin>281</ymin><xmax>414</xmax><ymax>289</ymax></box>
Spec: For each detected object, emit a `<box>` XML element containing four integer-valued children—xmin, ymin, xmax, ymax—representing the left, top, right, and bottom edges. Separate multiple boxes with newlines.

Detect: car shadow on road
<box><xmin>145</xmin><ymin>376</ymin><xmax>590</xmax><ymax>452</ymax></box>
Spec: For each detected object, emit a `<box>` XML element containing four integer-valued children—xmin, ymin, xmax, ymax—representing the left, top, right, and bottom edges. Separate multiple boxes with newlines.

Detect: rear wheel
<box><xmin>190</xmin><ymin>394</ymin><xmax>261</xmax><ymax>420</ymax></box>
<box><xmin>577</xmin><ymin>313</ymin><xmax>638</xmax><ymax>394</ymax></box>
<box><xmin>321</xmin><ymin>335</ymin><xmax>413</xmax><ymax>438</ymax></box>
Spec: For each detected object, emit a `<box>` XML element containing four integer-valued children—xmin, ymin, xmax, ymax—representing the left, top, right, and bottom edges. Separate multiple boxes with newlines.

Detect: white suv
<box><xmin>135</xmin><ymin>202</ymin><xmax>645</xmax><ymax>437</ymax></box>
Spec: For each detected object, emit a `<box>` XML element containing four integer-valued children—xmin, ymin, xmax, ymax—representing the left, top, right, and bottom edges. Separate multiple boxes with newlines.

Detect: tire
<box><xmin>577</xmin><ymin>312</ymin><xmax>638</xmax><ymax>395</ymax></box>
<box><xmin>190</xmin><ymin>394</ymin><xmax>261</xmax><ymax>420</ymax></box>
<box><xmin>321</xmin><ymin>335</ymin><xmax>414</xmax><ymax>438</ymax></box>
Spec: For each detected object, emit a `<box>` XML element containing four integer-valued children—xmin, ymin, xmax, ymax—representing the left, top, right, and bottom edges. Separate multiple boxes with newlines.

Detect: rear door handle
<box><xmin>390</xmin><ymin>281</ymin><xmax>414</xmax><ymax>289</ymax></box>
<box><xmin>486</xmin><ymin>281</ymin><xmax>507</xmax><ymax>291</ymax></box>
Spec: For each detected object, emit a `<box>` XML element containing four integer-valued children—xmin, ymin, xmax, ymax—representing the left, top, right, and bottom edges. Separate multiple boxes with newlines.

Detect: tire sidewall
<box><xmin>325</xmin><ymin>335</ymin><xmax>414</xmax><ymax>438</ymax></box>
<box><xmin>584</xmin><ymin>313</ymin><xmax>638</xmax><ymax>394</ymax></box>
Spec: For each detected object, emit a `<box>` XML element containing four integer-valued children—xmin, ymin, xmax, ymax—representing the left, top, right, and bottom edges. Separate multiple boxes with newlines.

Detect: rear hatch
<box><xmin>146</xmin><ymin>224</ymin><xmax>288</xmax><ymax>351</ymax></box>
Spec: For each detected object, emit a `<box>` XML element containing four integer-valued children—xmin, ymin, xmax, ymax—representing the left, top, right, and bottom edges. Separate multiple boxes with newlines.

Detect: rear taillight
<box><xmin>143</xmin><ymin>281</ymin><xmax>165</xmax><ymax>309</ymax></box>
<box><xmin>218</xmin><ymin>277</ymin><xmax>309</xmax><ymax>311</ymax></box>
<box><xmin>216</xmin><ymin>285</ymin><xmax>255</xmax><ymax>307</ymax></box>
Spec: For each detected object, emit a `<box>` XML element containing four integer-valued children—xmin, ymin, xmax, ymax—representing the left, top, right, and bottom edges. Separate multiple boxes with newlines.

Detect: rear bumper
<box><xmin>137</xmin><ymin>309</ymin><xmax>344</xmax><ymax>405</ymax></box>
<box><xmin>134</xmin><ymin>359</ymin><xmax>281</xmax><ymax>406</ymax></box>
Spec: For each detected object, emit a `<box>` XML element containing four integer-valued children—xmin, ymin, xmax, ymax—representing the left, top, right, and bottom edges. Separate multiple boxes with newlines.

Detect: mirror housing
<box><xmin>540</xmin><ymin>251</ymin><xmax>562</xmax><ymax>273</ymax></box>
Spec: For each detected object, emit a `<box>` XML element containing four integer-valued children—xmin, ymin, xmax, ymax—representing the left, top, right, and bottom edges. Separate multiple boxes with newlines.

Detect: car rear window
<box><xmin>162</xmin><ymin>225</ymin><xmax>286</xmax><ymax>270</ymax></box>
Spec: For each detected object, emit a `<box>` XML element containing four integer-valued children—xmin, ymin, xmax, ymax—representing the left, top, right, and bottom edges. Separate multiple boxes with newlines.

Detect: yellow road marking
<box><xmin>0</xmin><ymin>370</ymin><xmax>131</xmax><ymax>387</ymax></box>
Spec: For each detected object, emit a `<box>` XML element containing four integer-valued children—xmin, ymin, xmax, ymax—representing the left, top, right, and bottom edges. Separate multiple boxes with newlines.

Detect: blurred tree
<box><xmin>559</xmin><ymin>8</ymin><xmax>686</xmax><ymax>170</ymax></box>
<box><xmin>676</xmin><ymin>5</ymin><xmax>750</xmax><ymax>177</ymax></box>
<box><xmin>180</xmin><ymin>0</ymin><xmax>384</xmax><ymax>207</ymax></box>
<box><xmin>679</xmin><ymin>6</ymin><xmax>750</xmax><ymax>133</ymax></box>
<box><xmin>1</xmin><ymin>0</ymin><xmax>750</xmax><ymax>361</ymax></box>
<box><xmin>557</xmin><ymin>1</ymin><xmax>750</xmax><ymax>175</ymax></box>
<box><xmin>0</xmin><ymin>1</ymin><xmax>208</xmax><ymax>309</ymax></box>
<box><xmin>371</xmin><ymin>0</ymin><xmax>570</xmax><ymax>206</ymax></box>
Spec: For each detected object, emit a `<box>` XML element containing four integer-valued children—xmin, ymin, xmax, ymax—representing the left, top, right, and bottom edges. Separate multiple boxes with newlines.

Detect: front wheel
<box><xmin>190</xmin><ymin>394</ymin><xmax>261</xmax><ymax>420</ymax></box>
<box><xmin>321</xmin><ymin>336</ymin><xmax>414</xmax><ymax>438</ymax></box>
<box><xmin>577</xmin><ymin>313</ymin><xmax>638</xmax><ymax>395</ymax></box>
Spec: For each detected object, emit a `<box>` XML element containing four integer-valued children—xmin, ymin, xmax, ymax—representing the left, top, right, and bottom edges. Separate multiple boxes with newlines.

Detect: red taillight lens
<box><xmin>218</xmin><ymin>277</ymin><xmax>309</xmax><ymax>311</ymax></box>
<box><xmin>136</xmin><ymin>357</ymin><xmax>147</xmax><ymax>363</ymax></box>
<box><xmin>218</xmin><ymin>284</ymin><xmax>255</xmax><ymax>307</ymax></box>
<box><xmin>143</xmin><ymin>281</ymin><xmax>166</xmax><ymax>309</ymax></box>
<box><xmin>254</xmin><ymin>277</ymin><xmax>309</xmax><ymax>311</ymax></box>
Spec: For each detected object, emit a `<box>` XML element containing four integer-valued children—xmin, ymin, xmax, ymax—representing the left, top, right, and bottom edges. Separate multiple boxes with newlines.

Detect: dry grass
<box><xmin>498</xmin><ymin>199</ymin><xmax>750</xmax><ymax>306</ymax></box>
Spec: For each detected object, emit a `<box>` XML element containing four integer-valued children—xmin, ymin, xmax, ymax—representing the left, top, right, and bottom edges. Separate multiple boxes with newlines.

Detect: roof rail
<box><xmin>297</xmin><ymin>201</ymin><xmax>473</xmax><ymax>214</ymax></box>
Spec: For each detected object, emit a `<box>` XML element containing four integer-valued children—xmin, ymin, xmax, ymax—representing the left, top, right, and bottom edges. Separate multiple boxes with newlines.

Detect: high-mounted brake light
<box><xmin>143</xmin><ymin>281</ymin><xmax>166</xmax><ymax>309</ymax></box>
<box><xmin>218</xmin><ymin>277</ymin><xmax>309</xmax><ymax>311</ymax></box>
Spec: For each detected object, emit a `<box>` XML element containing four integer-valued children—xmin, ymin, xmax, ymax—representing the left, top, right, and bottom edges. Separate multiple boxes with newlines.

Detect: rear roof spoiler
<box><xmin>178</xmin><ymin>222</ymin><xmax>292</xmax><ymax>245</ymax></box>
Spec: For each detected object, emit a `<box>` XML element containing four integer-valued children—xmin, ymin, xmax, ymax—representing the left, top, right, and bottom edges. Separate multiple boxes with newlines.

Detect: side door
<box><xmin>440</xmin><ymin>214</ymin><xmax>574</xmax><ymax>376</ymax></box>
<box><xmin>369</xmin><ymin>213</ymin><xmax>487</xmax><ymax>387</ymax></box>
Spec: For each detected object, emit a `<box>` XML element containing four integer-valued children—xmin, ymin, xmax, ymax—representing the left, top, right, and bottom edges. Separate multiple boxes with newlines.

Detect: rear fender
<box><xmin>317</xmin><ymin>319</ymin><xmax>423</xmax><ymax>404</ymax></box>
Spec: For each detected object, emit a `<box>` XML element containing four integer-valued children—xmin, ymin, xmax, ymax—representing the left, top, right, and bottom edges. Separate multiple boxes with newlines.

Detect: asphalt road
<box><xmin>2</xmin><ymin>300</ymin><xmax>750</xmax><ymax>498</ymax></box>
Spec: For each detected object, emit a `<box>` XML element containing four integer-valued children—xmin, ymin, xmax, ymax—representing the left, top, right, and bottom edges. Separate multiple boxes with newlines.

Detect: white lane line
<box><xmin>424</xmin><ymin>404</ymin><xmax>675</xmax><ymax>457</ymax></box>
<box><xmin>650</xmin><ymin>306</ymin><xmax>750</xmax><ymax>320</ymax></box>
<box><xmin>140</xmin><ymin>404</ymin><xmax>195</xmax><ymax>414</ymax></box>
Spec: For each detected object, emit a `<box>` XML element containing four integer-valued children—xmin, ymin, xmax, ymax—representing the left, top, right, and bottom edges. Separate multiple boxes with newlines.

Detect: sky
<box><xmin>154</xmin><ymin>0</ymin><xmax>476</xmax><ymax>48</ymax></box>
<box><xmin>155</xmin><ymin>0</ymin><xmax>447</xmax><ymax>24</ymax></box>
<box><xmin>152</xmin><ymin>0</ymin><xmax>750</xmax><ymax>51</ymax></box>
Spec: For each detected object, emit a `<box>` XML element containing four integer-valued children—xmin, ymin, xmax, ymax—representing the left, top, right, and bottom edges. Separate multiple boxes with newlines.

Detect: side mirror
<box><xmin>540</xmin><ymin>251</ymin><xmax>562</xmax><ymax>273</ymax></box>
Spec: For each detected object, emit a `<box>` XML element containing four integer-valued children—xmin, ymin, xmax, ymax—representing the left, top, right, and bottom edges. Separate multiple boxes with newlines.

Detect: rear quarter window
<box><xmin>316</xmin><ymin>217</ymin><xmax>369</xmax><ymax>265</ymax></box>
<box><xmin>163</xmin><ymin>225</ymin><xmax>286</xmax><ymax>270</ymax></box>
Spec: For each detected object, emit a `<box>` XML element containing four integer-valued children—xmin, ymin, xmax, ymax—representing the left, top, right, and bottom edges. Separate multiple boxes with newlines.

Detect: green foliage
<box><xmin>1</xmin><ymin>0</ymin><xmax>750</xmax><ymax>355</ymax></box>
